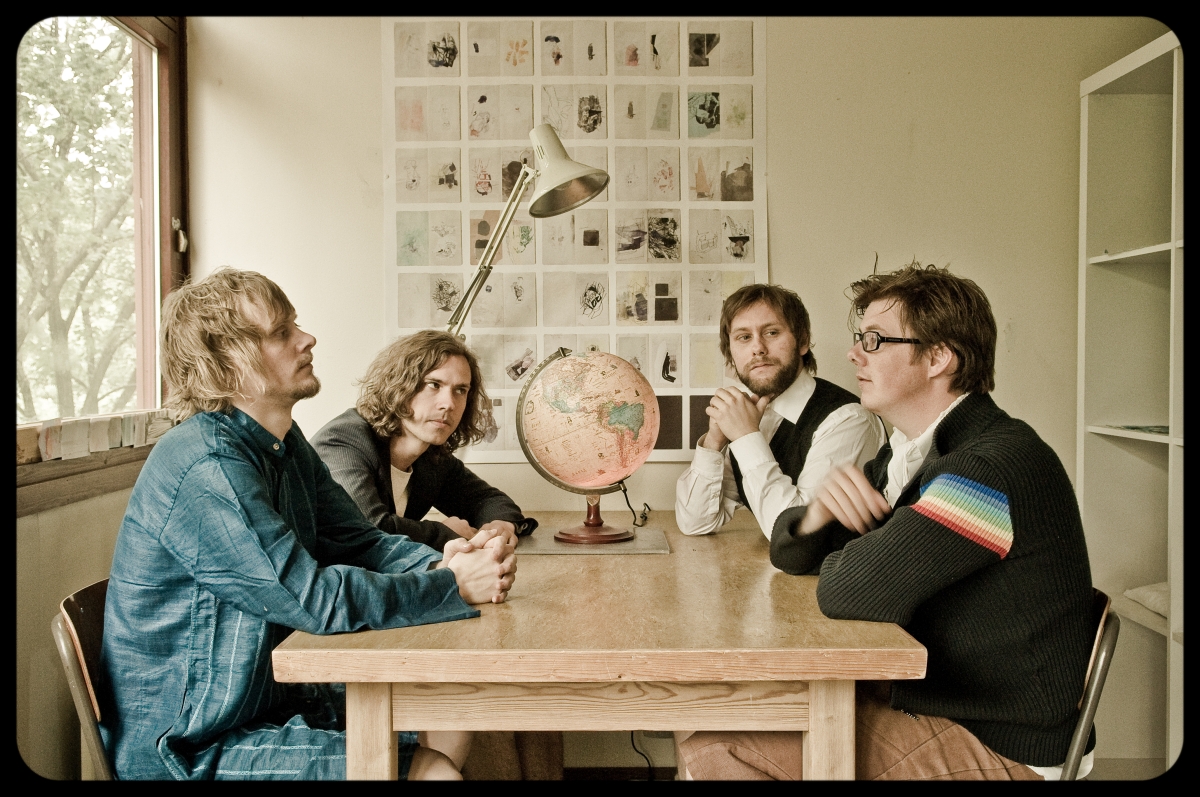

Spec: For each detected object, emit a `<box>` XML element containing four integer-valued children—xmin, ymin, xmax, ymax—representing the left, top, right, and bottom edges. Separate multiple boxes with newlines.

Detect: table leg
<box><xmin>346</xmin><ymin>682</ymin><xmax>397</xmax><ymax>780</ymax></box>
<box><xmin>803</xmin><ymin>680</ymin><xmax>855</xmax><ymax>780</ymax></box>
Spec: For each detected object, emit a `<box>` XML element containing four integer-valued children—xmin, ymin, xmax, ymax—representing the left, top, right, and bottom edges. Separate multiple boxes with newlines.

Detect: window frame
<box><xmin>16</xmin><ymin>16</ymin><xmax>189</xmax><ymax>514</ymax></box>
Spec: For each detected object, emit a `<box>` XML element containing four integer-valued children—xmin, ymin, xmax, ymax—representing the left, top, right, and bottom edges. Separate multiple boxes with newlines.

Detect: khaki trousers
<box><xmin>677</xmin><ymin>684</ymin><xmax>1042</xmax><ymax>781</ymax></box>
<box><xmin>461</xmin><ymin>731</ymin><xmax>564</xmax><ymax>780</ymax></box>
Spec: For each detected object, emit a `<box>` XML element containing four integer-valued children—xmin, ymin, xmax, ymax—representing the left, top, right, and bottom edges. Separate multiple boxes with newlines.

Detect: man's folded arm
<box><xmin>675</xmin><ymin>439</ymin><xmax>740</xmax><ymax>535</ymax></box>
<box><xmin>159</xmin><ymin>458</ymin><xmax>478</xmax><ymax>635</ymax></box>
<box><xmin>769</xmin><ymin>505</ymin><xmax>855</xmax><ymax>575</ymax></box>
<box><xmin>813</xmin><ymin>467</ymin><xmax>1011</xmax><ymax>624</ymax></box>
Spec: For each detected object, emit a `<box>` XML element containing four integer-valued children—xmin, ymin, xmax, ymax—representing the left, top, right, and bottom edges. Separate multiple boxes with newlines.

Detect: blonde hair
<box><xmin>161</xmin><ymin>268</ymin><xmax>294</xmax><ymax>420</ymax></box>
<box><xmin>356</xmin><ymin>330</ymin><xmax>491</xmax><ymax>454</ymax></box>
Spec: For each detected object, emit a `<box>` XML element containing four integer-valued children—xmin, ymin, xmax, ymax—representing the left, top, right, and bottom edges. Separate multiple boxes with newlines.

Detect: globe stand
<box><xmin>554</xmin><ymin>494</ymin><xmax>635</xmax><ymax>544</ymax></box>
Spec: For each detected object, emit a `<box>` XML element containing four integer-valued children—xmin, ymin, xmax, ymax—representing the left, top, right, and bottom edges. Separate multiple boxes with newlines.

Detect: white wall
<box><xmin>188</xmin><ymin>16</ymin><xmax>1169</xmax><ymax>494</ymax></box>
<box><xmin>185</xmin><ymin>16</ymin><xmax>1172</xmax><ymax>765</ymax></box>
<box><xmin>187</xmin><ymin>17</ymin><xmax>387</xmax><ymax>439</ymax></box>
<box><xmin>18</xmin><ymin>490</ymin><xmax>131</xmax><ymax>779</ymax></box>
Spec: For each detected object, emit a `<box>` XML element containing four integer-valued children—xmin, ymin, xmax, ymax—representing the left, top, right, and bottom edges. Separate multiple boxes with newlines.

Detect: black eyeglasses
<box><xmin>853</xmin><ymin>331</ymin><xmax>922</xmax><ymax>352</ymax></box>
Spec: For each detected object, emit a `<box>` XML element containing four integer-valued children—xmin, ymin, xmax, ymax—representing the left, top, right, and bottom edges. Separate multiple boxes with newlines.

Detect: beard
<box><xmin>289</xmin><ymin>374</ymin><xmax>321</xmax><ymax>401</ymax></box>
<box><xmin>736</xmin><ymin>347</ymin><xmax>801</xmax><ymax>398</ymax></box>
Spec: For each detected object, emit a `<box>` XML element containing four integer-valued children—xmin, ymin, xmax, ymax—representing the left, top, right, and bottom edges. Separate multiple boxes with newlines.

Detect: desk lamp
<box><xmin>445</xmin><ymin>124</ymin><xmax>609</xmax><ymax>336</ymax></box>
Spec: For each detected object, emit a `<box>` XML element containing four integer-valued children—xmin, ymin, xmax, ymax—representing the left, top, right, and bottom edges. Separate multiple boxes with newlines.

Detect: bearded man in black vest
<box><xmin>675</xmin><ymin>283</ymin><xmax>885</xmax><ymax>539</ymax></box>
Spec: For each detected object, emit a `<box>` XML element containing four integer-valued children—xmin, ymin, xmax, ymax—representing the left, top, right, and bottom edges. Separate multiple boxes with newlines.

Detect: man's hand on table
<box><xmin>479</xmin><ymin>520</ymin><xmax>518</xmax><ymax>549</ymax></box>
<box><xmin>440</xmin><ymin>516</ymin><xmax>476</xmax><ymax>539</ymax></box>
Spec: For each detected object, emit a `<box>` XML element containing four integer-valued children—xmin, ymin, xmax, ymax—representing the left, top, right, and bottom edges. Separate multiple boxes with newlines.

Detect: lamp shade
<box><xmin>527</xmin><ymin>124</ymin><xmax>609</xmax><ymax>218</ymax></box>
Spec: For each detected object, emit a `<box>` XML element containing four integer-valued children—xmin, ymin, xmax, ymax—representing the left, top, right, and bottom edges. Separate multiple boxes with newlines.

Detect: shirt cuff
<box><xmin>690</xmin><ymin>438</ymin><xmax>728</xmax><ymax>476</ymax></box>
<box><xmin>728</xmin><ymin>430</ymin><xmax>773</xmax><ymax>471</ymax></box>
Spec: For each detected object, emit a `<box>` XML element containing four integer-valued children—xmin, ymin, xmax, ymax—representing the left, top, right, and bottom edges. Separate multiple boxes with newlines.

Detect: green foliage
<box><xmin>17</xmin><ymin>17</ymin><xmax>139</xmax><ymax>422</ymax></box>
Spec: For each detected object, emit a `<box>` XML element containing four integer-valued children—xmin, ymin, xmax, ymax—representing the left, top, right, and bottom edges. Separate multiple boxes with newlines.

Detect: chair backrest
<box><xmin>50</xmin><ymin>578</ymin><xmax>113</xmax><ymax>780</ymax></box>
<box><xmin>1079</xmin><ymin>589</ymin><xmax>1110</xmax><ymax>710</ymax></box>
<box><xmin>1061</xmin><ymin>588</ymin><xmax>1120</xmax><ymax>781</ymax></box>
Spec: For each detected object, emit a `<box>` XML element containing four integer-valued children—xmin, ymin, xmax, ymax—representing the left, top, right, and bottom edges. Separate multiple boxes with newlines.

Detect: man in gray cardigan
<box><xmin>311</xmin><ymin>330</ymin><xmax>558</xmax><ymax>780</ymax></box>
<box><xmin>311</xmin><ymin>330</ymin><xmax>537</xmax><ymax>555</ymax></box>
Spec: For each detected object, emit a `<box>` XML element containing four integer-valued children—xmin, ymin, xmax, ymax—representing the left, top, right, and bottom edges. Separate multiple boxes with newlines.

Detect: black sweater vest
<box><xmin>731</xmin><ymin>377</ymin><xmax>863</xmax><ymax>506</ymax></box>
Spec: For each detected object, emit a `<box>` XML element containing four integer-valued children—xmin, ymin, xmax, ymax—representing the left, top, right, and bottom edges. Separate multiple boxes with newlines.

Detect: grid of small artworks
<box><xmin>382</xmin><ymin>17</ymin><xmax>768</xmax><ymax>462</ymax></box>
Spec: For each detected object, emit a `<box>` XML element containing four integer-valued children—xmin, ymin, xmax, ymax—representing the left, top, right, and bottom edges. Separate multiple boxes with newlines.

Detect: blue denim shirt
<box><xmin>98</xmin><ymin>408</ymin><xmax>478</xmax><ymax>779</ymax></box>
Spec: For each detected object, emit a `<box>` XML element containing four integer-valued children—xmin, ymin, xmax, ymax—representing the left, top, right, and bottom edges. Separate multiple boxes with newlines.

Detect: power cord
<box><xmin>618</xmin><ymin>481</ymin><xmax>650</xmax><ymax>527</ymax></box>
<box><xmin>630</xmin><ymin>731</ymin><xmax>653</xmax><ymax>781</ymax></box>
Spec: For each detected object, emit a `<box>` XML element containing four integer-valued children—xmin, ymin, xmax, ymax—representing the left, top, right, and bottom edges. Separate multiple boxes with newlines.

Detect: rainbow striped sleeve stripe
<box><xmin>912</xmin><ymin>474</ymin><xmax>1014</xmax><ymax>558</ymax></box>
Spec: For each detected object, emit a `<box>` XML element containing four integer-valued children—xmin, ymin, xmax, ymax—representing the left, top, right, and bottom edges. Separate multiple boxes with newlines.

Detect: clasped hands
<box><xmin>438</xmin><ymin>523</ymin><xmax>518</xmax><ymax>605</ymax></box>
<box><xmin>702</xmin><ymin>387</ymin><xmax>771</xmax><ymax>450</ymax></box>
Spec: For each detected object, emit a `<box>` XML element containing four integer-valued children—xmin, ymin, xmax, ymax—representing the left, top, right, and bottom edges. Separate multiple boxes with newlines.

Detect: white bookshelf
<box><xmin>1077</xmin><ymin>31</ymin><xmax>1182</xmax><ymax>769</ymax></box>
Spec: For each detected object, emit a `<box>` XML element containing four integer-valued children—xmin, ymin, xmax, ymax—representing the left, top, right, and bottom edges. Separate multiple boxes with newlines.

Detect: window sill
<box><xmin>17</xmin><ymin>445</ymin><xmax>153</xmax><ymax>517</ymax></box>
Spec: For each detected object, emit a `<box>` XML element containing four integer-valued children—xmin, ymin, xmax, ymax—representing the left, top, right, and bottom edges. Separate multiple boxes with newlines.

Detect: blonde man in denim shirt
<box><xmin>98</xmin><ymin>268</ymin><xmax>516</xmax><ymax>780</ymax></box>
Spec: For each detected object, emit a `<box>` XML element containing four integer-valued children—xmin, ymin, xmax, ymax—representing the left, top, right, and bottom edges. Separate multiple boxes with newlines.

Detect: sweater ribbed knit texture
<box><xmin>771</xmin><ymin>393</ymin><xmax>1093</xmax><ymax>767</ymax></box>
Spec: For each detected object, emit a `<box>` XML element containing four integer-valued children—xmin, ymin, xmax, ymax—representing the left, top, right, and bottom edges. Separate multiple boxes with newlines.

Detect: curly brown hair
<box><xmin>718</xmin><ymin>283</ymin><xmax>817</xmax><ymax>375</ymax></box>
<box><xmin>160</xmin><ymin>268</ymin><xmax>295</xmax><ymax>420</ymax></box>
<box><xmin>847</xmin><ymin>260</ymin><xmax>996</xmax><ymax>394</ymax></box>
<box><xmin>355</xmin><ymin>330</ymin><xmax>492</xmax><ymax>454</ymax></box>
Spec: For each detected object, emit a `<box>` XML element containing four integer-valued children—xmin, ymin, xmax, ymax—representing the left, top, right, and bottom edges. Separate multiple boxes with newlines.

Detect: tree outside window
<box><xmin>17</xmin><ymin>17</ymin><xmax>149</xmax><ymax>423</ymax></box>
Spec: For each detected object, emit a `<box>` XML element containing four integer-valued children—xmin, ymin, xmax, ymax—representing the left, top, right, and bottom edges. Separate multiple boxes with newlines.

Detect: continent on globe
<box><xmin>598</xmin><ymin>400</ymin><xmax>645</xmax><ymax>471</ymax></box>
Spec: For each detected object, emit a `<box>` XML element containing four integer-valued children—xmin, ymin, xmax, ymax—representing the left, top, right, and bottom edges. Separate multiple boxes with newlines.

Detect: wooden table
<box><xmin>272</xmin><ymin>510</ymin><xmax>926</xmax><ymax>779</ymax></box>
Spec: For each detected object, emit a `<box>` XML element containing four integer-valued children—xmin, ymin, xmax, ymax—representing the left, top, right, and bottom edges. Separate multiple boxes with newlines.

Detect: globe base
<box><xmin>553</xmin><ymin>523</ymin><xmax>635</xmax><ymax>544</ymax></box>
<box><xmin>553</xmin><ymin>494</ymin><xmax>635</xmax><ymax>544</ymax></box>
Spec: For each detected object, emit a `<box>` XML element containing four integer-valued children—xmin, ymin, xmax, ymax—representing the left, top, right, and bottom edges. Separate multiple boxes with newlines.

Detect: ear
<box><xmin>926</xmin><ymin>343</ymin><xmax>957</xmax><ymax>381</ymax></box>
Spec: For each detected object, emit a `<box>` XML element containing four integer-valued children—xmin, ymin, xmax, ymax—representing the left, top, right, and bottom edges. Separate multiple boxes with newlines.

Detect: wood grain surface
<box><xmin>274</xmin><ymin>510</ymin><xmax>925</xmax><ymax>684</ymax></box>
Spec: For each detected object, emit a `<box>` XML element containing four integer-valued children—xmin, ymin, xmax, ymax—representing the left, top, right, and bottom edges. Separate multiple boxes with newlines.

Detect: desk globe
<box><xmin>516</xmin><ymin>348</ymin><xmax>659</xmax><ymax>543</ymax></box>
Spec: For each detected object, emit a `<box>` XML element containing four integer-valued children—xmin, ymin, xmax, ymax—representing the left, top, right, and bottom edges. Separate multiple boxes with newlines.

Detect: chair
<box><xmin>50</xmin><ymin>579</ymin><xmax>113</xmax><ymax>780</ymax></box>
<box><xmin>1061</xmin><ymin>588</ymin><xmax>1120</xmax><ymax>781</ymax></box>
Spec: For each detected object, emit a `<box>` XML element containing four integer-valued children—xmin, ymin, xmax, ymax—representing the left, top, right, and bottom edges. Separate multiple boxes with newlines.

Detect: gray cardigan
<box><xmin>311</xmin><ymin>408</ymin><xmax>536</xmax><ymax>552</ymax></box>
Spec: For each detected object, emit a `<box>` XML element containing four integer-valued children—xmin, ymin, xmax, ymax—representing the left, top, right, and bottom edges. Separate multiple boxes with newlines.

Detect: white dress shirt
<box><xmin>883</xmin><ymin>393</ymin><xmax>970</xmax><ymax>507</ymax></box>
<box><xmin>675</xmin><ymin>371</ymin><xmax>886</xmax><ymax>539</ymax></box>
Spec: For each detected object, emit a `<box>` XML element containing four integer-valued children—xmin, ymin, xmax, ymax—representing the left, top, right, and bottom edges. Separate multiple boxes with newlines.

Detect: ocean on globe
<box><xmin>517</xmin><ymin>350</ymin><xmax>659</xmax><ymax>492</ymax></box>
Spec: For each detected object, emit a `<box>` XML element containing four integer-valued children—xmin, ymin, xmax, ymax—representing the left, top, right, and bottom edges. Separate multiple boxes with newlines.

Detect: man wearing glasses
<box><xmin>675</xmin><ymin>283</ymin><xmax>886</xmax><ymax>540</ymax></box>
<box><xmin>678</xmin><ymin>262</ymin><xmax>1095</xmax><ymax>780</ymax></box>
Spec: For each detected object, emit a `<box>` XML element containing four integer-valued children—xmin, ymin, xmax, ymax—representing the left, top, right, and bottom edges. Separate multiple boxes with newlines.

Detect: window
<box><xmin>16</xmin><ymin>16</ymin><xmax>187</xmax><ymax>425</ymax></box>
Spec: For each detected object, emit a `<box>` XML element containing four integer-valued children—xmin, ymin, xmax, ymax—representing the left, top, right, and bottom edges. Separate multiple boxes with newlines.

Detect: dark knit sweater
<box><xmin>311</xmin><ymin>408</ymin><xmax>535</xmax><ymax>552</ymax></box>
<box><xmin>770</xmin><ymin>393</ymin><xmax>1094</xmax><ymax>767</ymax></box>
<box><xmin>730</xmin><ymin>377</ymin><xmax>861</xmax><ymax>506</ymax></box>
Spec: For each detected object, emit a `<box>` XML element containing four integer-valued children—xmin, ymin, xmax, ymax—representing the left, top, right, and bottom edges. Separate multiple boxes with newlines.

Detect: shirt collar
<box><xmin>225</xmin><ymin>406</ymin><xmax>298</xmax><ymax>459</ymax></box>
<box><xmin>883</xmin><ymin>393</ymin><xmax>969</xmax><ymax>506</ymax></box>
<box><xmin>887</xmin><ymin>392</ymin><xmax>970</xmax><ymax>462</ymax></box>
<box><xmin>766</xmin><ymin>370</ymin><xmax>815</xmax><ymax>423</ymax></box>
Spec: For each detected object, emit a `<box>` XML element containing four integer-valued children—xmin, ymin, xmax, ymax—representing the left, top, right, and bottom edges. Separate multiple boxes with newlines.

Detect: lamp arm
<box><xmin>446</xmin><ymin>164</ymin><xmax>538</xmax><ymax>337</ymax></box>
